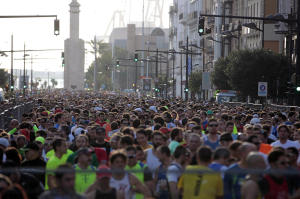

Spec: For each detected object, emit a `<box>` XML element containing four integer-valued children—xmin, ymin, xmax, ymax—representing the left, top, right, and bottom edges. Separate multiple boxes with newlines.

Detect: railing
<box><xmin>0</xmin><ymin>100</ymin><xmax>35</xmax><ymax>129</ymax></box>
<box><xmin>223</xmin><ymin>101</ymin><xmax>300</xmax><ymax>111</ymax></box>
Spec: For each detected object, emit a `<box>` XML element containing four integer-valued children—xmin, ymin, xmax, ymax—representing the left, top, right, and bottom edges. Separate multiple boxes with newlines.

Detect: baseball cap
<box><xmin>0</xmin><ymin>138</ymin><xmax>9</xmax><ymax>148</ymax></box>
<box><xmin>23</xmin><ymin>142</ymin><xmax>40</xmax><ymax>152</ymax></box>
<box><xmin>149</xmin><ymin>106</ymin><xmax>157</xmax><ymax>113</ymax></box>
<box><xmin>74</xmin><ymin>127</ymin><xmax>87</xmax><ymax>136</ymax></box>
<box><xmin>20</xmin><ymin>129</ymin><xmax>30</xmax><ymax>141</ymax></box>
<box><xmin>207</xmin><ymin>110</ymin><xmax>213</xmax><ymax>115</ymax></box>
<box><xmin>35</xmin><ymin>136</ymin><xmax>45</xmax><ymax>145</ymax></box>
<box><xmin>97</xmin><ymin>165</ymin><xmax>112</xmax><ymax>179</ymax></box>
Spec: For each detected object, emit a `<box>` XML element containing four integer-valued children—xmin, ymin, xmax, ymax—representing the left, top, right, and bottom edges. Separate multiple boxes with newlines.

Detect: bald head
<box><xmin>246</xmin><ymin>152</ymin><xmax>266</xmax><ymax>170</ymax></box>
<box><xmin>239</xmin><ymin>142</ymin><xmax>257</xmax><ymax>161</ymax></box>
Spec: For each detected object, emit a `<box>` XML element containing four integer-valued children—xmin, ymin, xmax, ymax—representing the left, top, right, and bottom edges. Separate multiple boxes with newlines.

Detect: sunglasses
<box><xmin>278</xmin><ymin>161</ymin><xmax>288</xmax><ymax>166</ymax></box>
<box><xmin>128</xmin><ymin>155</ymin><xmax>136</xmax><ymax>159</ymax></box>
<box><xmin>209</xmin><ymin>124</ymin><xmax>218</xmax><ymax>127</ymax></box>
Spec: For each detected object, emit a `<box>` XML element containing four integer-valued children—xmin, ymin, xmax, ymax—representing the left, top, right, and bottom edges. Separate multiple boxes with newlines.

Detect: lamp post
<box><xmin>242</xmin><ymin>22</ymin><xmax>264</xmax><ymax>48</ymax></box>
<box><xmin>23</xmin><ymin>44</ymin><xmax>30</xmax><ymax>96</ymax></box>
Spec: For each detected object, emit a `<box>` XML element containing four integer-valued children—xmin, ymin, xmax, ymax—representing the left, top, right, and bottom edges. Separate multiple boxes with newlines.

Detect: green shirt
<box><xmin>46</xmin><ymin>149</ymin><xmax>73</xmax><ymax>160</ymax></box>
<box><xmin>74</xmin><ymin>164</ymin><xmax>96</xmax><ymax>193</ymax></box>
<box><xmin>45</xmin><ymin>152</ymin><xmax>72</xmax><ymax>190</ymax></box>
<box><xmin>67</xmin><ymin>152</ymin><xmax>99</xmax><ymax>168</ymax></box>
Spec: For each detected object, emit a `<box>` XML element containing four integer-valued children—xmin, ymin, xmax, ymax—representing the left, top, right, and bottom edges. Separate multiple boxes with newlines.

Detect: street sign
<box><xmin>258</xmin><ymin>82</ymin><xmax>268</xmax><ymax>97</ymax></box>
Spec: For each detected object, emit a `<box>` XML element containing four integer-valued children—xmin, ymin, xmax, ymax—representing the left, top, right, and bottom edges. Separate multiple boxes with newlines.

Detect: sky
<box><xmin>0</xmin><ymin>0</ymin><xmax>170</xmax><ymax>77</ymax></box>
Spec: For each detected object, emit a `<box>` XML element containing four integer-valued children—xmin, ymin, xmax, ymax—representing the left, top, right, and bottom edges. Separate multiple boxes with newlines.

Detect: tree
<box><xmin>211</xmin><ymin>49</ymin><xmax>289</xmax><ymax>99</ymax></box>
<box><xmin>51</xmin><ymin>78</ymin><xmax>58</xmax><ymax>88</ymax></box>
<box><xmin>85</xmin><ymin>42</ymin><xmax>129</xmax><ymax>91</ymax></box>
<box><xmin>211</xmin><ymin>57</ymin><xmax>232</xmax><ymax>90</ymax></box>
<box><xmin>43</xmin><ymin>81</ymin><xmax>47</xmax><ymax>89</ymax></box>
<box><xmin>189</xmin><ymin>71</ymin><xmax>202</xmax><ymax>98</ymax></box>
<box><xmin>0</xmin><ymin>69</ymin><xmax>9</xmax><ymax>89</ymax></box>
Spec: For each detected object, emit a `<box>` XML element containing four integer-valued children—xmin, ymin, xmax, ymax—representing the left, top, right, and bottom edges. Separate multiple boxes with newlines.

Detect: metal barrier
<box><xmin>223</xmin><ymin>102</ymin><xmax>300</xmax><ymax>111</ymax></box>
<box><xmin>0</xmin><ymin>101</ymin><xmax>35</xmax><ymax>129</ymax></box>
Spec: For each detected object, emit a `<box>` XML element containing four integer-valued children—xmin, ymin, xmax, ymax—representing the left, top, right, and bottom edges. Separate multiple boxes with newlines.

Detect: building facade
<box><xmin>169</xmin><ymin>0</ymin><xmax>297</xmax><ymax>99</ymax></box>
<box><xmin>109</xmin><ymin>25</ymin><xmax>169</xmax><ymax>91</ymax></box>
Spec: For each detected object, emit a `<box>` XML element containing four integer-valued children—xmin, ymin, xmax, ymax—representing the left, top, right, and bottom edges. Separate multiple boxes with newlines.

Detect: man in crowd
<box><xmin>40</xmin><ymin>164</ymin><xmax>84</xmax><ymax>199</ymax></box>
<box><xmin>178</xmin><ymin>146</ymin><xmax>223</xmax><ymax>199</ymax></box>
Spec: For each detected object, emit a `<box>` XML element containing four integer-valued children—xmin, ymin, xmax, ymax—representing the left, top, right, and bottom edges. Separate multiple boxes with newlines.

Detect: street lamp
<box><xmin>23</xmin><ymin>44</ymin><xmax>30</xmax><ymax>96</ymax></box>
<box><xmin>207</xmin><ymin>36</ymin><xmax>222</xmax><ymax>43</ymax></box>
<box><xmin>242</xmin><ymin>22</ymin><xmax>262</xmax><ymax>31</ymax></box>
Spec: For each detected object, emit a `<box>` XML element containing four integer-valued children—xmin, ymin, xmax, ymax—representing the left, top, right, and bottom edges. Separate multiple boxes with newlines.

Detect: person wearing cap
<box><xmin>0</xmin><ymin>138</ymin><xmax>9</xmax><ymax>151</ymax></box>
<box><xmin>85</xmin><ymin>165</ymin><xmax>118</xmax><ymax>199</ymax></box>
<box><xmin>74</xmin><ymin>147</ymin><xmax>96</xmax><ymax>193</ymax></box>
<box><xmin>21</xmin><ymin>142</ymin><xmax>46</xmax><ymax>185</ymax></box>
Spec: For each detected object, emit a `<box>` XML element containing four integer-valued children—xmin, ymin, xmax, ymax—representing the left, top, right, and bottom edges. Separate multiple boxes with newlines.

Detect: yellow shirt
<box><xmin>178</xmin><ymin>165</ymin><xmax>223</xmax><ymax>199</ymax></box>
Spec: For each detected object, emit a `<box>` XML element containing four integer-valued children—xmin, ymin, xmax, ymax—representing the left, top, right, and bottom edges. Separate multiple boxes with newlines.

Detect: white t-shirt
<box><xmin>167</xmin><ymin>162</ymin><xmax>183</xmax><ymax>183</ymax></box>
<box><xmin>271</xmin><ymin>140</ymin><xmax>299</xmax><ymax>149</ymax></box>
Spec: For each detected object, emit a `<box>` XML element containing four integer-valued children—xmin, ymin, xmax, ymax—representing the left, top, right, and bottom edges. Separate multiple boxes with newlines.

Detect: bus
<box><xmin>216</xmin><ymin>90</ymin><xmax>238</xmax><ymax>104</ymax></box>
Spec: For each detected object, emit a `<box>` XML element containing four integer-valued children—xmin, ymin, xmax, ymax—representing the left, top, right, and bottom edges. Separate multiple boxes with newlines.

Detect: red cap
<box><xmin>20</xmin><ymin>129</ymin><xmax>30</xmax><ymax>141</ymax></box>
<box><xmin>97</xmin><ymin>165</ymin><xmax>112</xmax><ymax>179</ymax></box>
<box><xmin>159</xmin><ymin>127</ymin><xmax>170</xmax><ymax>134</ymax></box>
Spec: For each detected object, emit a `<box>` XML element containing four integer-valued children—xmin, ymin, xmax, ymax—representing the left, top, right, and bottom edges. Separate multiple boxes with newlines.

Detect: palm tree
<box><xmin>51</xmin><ymin>78</ymin><xmax>58</xmax><ymax>88</ymax></box>
<box><xmin>43</xmin><ymin>81</ymin><xmax>47</xmax><ymax>89</ymax></box>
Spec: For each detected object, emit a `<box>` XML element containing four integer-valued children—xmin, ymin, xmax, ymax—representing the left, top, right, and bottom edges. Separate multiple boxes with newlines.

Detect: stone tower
<box><xmin>64</xmin><ymin>0</ymin><xmax>85</xmax><ymax>90</ymax></box>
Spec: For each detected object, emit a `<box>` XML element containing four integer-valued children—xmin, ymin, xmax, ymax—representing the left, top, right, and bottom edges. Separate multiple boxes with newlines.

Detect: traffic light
<box><xmin>61</xmin><ymin>52</ymin><xmax>65</xmax><ymax>67</ymax></box>
<box><xmin>54</xmin><ymin>19</ymin><xmax>60</xmax><ymax>36</ymax></box>
<box><xmin>296</xmin><ymin>86</ymin><xmax>300</xmax><ymax>92</ymax></box>
<box><xmin>10</xmin><ymin>85</ymin><xmax>14</xmax><ymax>91</ymax></box>
<box><xmin>134</xmin><ymin>53</ymin><xmax>138</xmax><ymax>62</ymax></box>
<box><xmin>198</xmin><ymin>17</ymin><xmax>205</xmax><ymax>36</ymax></box>
<box><xmin>24</xmin><ymin>82</ymin><xmax>27</xmax><ymax>89</ymax></box>
<box><xmin>184</xmin><ymin>88</ymin><xmax>189</xmax><ymax>92</ymax></box>
<box><xmin>116</xmin><ymin>60</ymin><xmax>120</xmax><ymax>67</ymax></box>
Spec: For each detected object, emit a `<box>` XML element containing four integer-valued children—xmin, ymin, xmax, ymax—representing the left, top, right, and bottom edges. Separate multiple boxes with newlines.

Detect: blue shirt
<box><xmin>224</xmin><ymin>163</ymin><xmax>247</xmax><ymax>199</ymax></box>
<box><xmin>204</xmin><ymin>139</ymin><xmax>220</xmax><ymax>150</ymax></box>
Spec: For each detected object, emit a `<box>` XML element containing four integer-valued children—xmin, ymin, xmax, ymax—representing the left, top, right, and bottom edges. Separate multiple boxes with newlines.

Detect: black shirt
<box><xmin>21</xmin><ymin>158</ymin><xmax>46</xmax><ymax>185</ymax></box>
<box><xmin>95</xmin><ymin>188</ymin><xmax>117</xmax><ymax>199</ymax></box>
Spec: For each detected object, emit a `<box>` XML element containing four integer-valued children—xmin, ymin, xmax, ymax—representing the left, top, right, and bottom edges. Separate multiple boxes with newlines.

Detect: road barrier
<box><xmin>0</xmin><ymin>101</ymin><xmax>35</xmax><ymax>129</ymax></box>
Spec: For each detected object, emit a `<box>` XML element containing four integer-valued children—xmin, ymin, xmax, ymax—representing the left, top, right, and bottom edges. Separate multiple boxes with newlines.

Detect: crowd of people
<box><xmin>0</xmin><ymin>90</ymin><xmax>300</xmax><ymax>199</ymax></box>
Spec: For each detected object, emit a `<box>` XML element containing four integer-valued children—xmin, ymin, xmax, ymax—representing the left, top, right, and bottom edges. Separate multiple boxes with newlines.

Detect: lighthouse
<box><xmin>64</xmin><ymin>0</ymin><xmax>85</xmax><ymax>90</ymax></box>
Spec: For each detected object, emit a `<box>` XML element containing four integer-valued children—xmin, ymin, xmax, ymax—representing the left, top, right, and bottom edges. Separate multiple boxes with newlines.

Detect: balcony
<box><xmin>187</xmin><ymin>11</ymin><xmax>198</xmax><ymax>25</ymax></box>
<box><xmin>179</xmin><ymin>13</ymin><xmax>188</xmax><ymax>25</ymax></box>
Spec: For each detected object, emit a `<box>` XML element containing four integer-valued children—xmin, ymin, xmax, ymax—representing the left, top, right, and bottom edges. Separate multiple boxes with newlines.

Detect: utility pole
<box><xmin>180</xmin><ymin>50</ymin><xmax>183</xmax><ymax>98</ymax></box>
<box><xmin>93</xmin><ymin>36</ymin><xmax>97</xmax><ymax>91</ymax></box>
<box><xmin>135</xmin><ymin>59</ymin><xmax>138</xmax><ymax>92</ymax></box>
<box><xmin>172</xmin><ymin>51</ymin><xmax>175</xmax><ymax>98</ymax></box>
<box><xmin>296</xmin><ymin>0</ymin><xmax>300</xmax><ymax>106</ymax></box>
<box><xmin>31</xmin><ymin>55</ymin><xmax>33</xmax><ymax>94</ymax></box>
<box><xmin>10</xmin><ymin>35</ymin><xmax>14</xmax><ymax>91</ymax></box>
<box><xmin>202</xmin><ymin>39</ymin><xmax>206</xmax><ymax>100</ymax></box>
<box><xmin>23</xmin><ymin>43</ymin><xmax>26</xmax><ymax>96</ymax></box>
<box><xmin>166</xmin><ymin>53</ymin><xmax>169</xmax><ymax>98</ymax></box>
<box><xmin>156</xmin><ymin>49</ymin><xmax>158</xmax><ymax>78</ymax></box>
<box><xmin>185</xmin><ymin>36</ymin><xmax>189</xmax><ymax>100</ymax></box>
